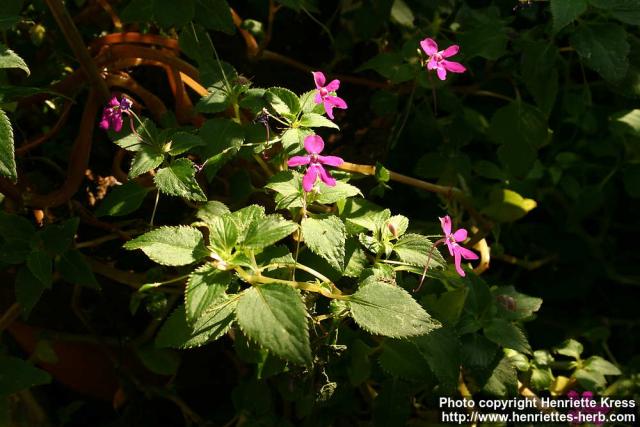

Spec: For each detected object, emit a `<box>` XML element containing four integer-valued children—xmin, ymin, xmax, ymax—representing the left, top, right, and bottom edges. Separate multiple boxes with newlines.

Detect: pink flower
<box><xmin>312</xmin><ymin>71</ymin><xmax>347</xmax><ymax>120</ymax></box>
<box><xmin>99</xmin><ymin>96</ymin><xmax>132</xmax><ymax>132</ymax></box>
<box><xmin>287</xmin><ymin>135</ymin><xmax>344</xmax><ymax>192</ymax></box>
<box><xmin>419</xmin><ymin>38</ymin><xmax>466</xmax><ymax>81</ymax></box>
<box><xmin>438</xmin><ymin>216</ymin><xmax>478</xmax><ymax>277</ymax></box>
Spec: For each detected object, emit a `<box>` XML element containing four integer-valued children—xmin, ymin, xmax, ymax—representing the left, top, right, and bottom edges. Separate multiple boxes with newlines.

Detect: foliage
<box><xmin>0</xmin><ymin>0</ymin><xmax>638</xmax><ymax>425</ymax></box>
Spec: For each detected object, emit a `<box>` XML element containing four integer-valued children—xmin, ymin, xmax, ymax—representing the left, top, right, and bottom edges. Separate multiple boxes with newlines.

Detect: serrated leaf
<box><xmin>379</xmin><ymin>339</ymin><xmax>432</xmax><ymax>380</ymax></box>
<box><xmin>124</xmin><ymin>226</ymin><xmax>208</xmax><ymax>266</ymax></box>
<box><xmin>26</xmin><ymin>250</ymin><xmax>52</xmax><ymax>288</ymax></box>
<box><xmin>281</xmin><ymin>127</ymin><xmax>313</xmax><ymax>152</ymax></box>
<box><xmin>0</xmin><ymin>109</ymin><xmax>17</xmax><ymax>181</ymax></box>
<box><xmin>199</xmin><ymin>118</ymin><xmax>243</xmax><ymax>180</ymax></box>
<box><xmin>112</xmin><ymin>119</ymin><xmax>156</xmax><ymax>151</ymax></box>
<box><xmin>393</xmin><ymin>234</ymin><xmax>445</xmax><ymax>269</ymax></box>
<box><xmin>168</xmin><ymin>132</ymin><xmax>205</xmax><ymax>155</ymax></box>
<box><xmin>207</xmin><ymin>215</ymin><xmax>238</xmax><ymax>258</ymax></box>
<box><xmin>348</xmin><ymin>276</ymin><xmax>441</xmax><ymax>338</ymax></box>
<box><xmin>156</xmin><ymin>301</ymin><xmax>237</xmax><ymax>349</ymax></box>
<box><xmin>570</xmin><ymin>23</ymin><xmax>630</xmax><ymax>82</ymax></box>
<box><xmin>301</xmin><ymin>216</ymin><xmax>346</xmax><ymax>271</ymax></box>
<box><xmin>554</xmin><ymin>339</ymin><xmax>583</xmax><ymax>360</ymax></box>
<box><xmin>0</xmin><ymin>211</ymin><xmax>35</xmax><ymax>241</ymax></box>
<box><xmin>242</xmin><ymin>215</ymin><xmax>298</xmax><ymax>250</ymax></box>
<box><xmin>57</xmin><ymin>249</ymin><xmax>100</xmax><ymax>289</ymax></box>
<box><xmin>588</xmin><ymin>0</ymin><xmax>640</xmax><ymax>25</ymax></box>
<box><xmin>194</xmin><ymin>0</ymin><xmax>234</xmax><ymax>34</ymax></box>
<box><xmin>299</xmin><ymin>90</ymin><xmax>325</xmax><ymax>114</ymax></box>
<box><xmin>299</xmin><ymin>112</ymin><xmax>339</xmax><ymax>129</ymax></box>
<box><xmin>0</xmin><ymin>356</ymin><xmax>50</xmax><ymax>395</ymax></box>
<box><xmin>196</xmin><ymin>85</ymin><xmax>230</xmax><ymax>113</ymax></box>
<box><xmin>550</xmin><ymin>0</ymin><xmax>587</xmax><ymax>33</ymax></box>
<box><xmin>265</xmin><ymin>87</ymin><xmax>300</xmax><ymax>118</ymax></box>
<box><xmin>265</xmin><ymin>170</ymin><xmax>304</xmax><ymax>209</ymax></box>
<box><xmin>236</xmin><ymin>284</ymin><xmax>311</xmax><ymax>365</ymax></box>
<box><xmin>196</xmin><ymin>200</ymin><xmax>230</xmax><ymax>224</ymax></box>
<box><xmin>315</xmin><ymin>180</ymin><xmax>362</xmax><ymax>205</ymax></box>
<box><xmin>15</xmin><ymin>266</ymin><xmax>48</xmax><ymax>318</ymax></box>
<box><xmin>185</xmin><ymin>264</ymin><xmax>231</xmax><ymax>323</ymax></box>
<box><xmin>483</xmin><ymin>319</ymin><xmax>532</xmax><ymax>354</ymax></box>
<box><xmin>492</xmin><ymin>286</ymin><xmax>542</xmax><ymax>321</ymax></box>
<box><xmin>128</xmin><ymin>145</ymin><xmax>164</xmax><ymax>178</ymax></box>
<box><xmin>412</xmin><ymin>328</ymin><xmax>460</xmax><ymax>393</ymax></box>
<box><xmin>154</xmin><ymin>158</ymin><xmax>206</xmax><ymax>201</ymax></box>
<box><xmin>373</xmin><ymin>379</ymin><xmax>411</xmax><ymax>427</ymax></box>
<box><xmin>483</xmin><ymin>356</ymin><xmax>518</xmax><ymax>396</ymax></box>
<box><xmin>39</xmin><ymin>217</ymin><xmax>78</xmax><ymax>256</ymax></box>
<box><xmin>383</xmin><ymin>215</ymin><xmax>408</xmax><ymax>239</ymax></box>
<box><xmin>0</xmin><ymin>43</ymin><xmax>29</xmax><ymax>75</ymax></box>
<box><xmin>231</xmin><ymin>205</ymin><xmax>265</xmax><ymax>241</ymax></box>
<box><xmin>135</xmin><ymin>346</ymin><xmax>180</xmax><ymax>376</ymax></box>
<box><xmin>96</xmin><ymin>182</ymin><xmax>151</xmax><ymax>217</ymax></box>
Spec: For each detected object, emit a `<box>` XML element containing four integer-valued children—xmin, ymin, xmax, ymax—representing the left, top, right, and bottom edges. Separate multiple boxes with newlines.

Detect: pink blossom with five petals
<box><xmin>312</xmin><ymin>71</ymin><xmax>348</xmax><ymax>120</ymax></box>
<box><xmin>287</xmin><ymin>135</ymin><xmax>344</xmax><ymax>192</ymax></box>
<box><xmin>99</xmin><ymin>96</ymin><xmax>132</xmax><ymax>132</ymax></box>
<box><xmin>438</xmin><ymin>215</ymin><xmax>478</xmax><ymax>277</ymax></box>
<box><xmin>419</xmin><ymin>38</ymin><xmax>466</xmax><ymax>81</ymax></box>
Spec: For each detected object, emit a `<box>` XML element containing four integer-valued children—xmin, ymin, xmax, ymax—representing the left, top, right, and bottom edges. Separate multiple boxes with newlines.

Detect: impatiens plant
<box><xmin>0</xmin><ymin>0</ymin><xmax>636</xmax><ymax>425</ymax></box>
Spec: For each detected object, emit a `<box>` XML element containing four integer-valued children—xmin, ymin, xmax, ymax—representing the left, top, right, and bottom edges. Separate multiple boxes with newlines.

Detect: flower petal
<box><xmin>437</xmin><ymin>67</ymin><xmax>447</xmax><ymax>81</ymax></box>
<box><xmin>318</xmin><ymin>165</ymin><xmax>336</xmax><ymax>187</ymax></box>
<box><xmin>318</xmin><ymin>155</ymin><xmax>344</xmax><ymax>167</ymax></box>
<box><xmin>442</xmin><ymin>44</ymin><xmax>460</xmax><ymax>58</ymax></box>
<box><xmin>454</xmin><ymin>248</ymin><xmax>466</xmax><ymax>277</ymax></box>
<box><xmin>458</xmin><ymin>246</ymin><xmax>479</xmax><ymax>260</ymax></box>
<box><xmin>445</xmin><ymin>241</ymin><xmax>455</xmax><ymax>257</ymax></box>
<box><xmin>304</xmin><ymin>134</ymin><xmax>324</xmax><ymax>154</ymax></box>
<box><xmin>108</xmin><ymin>96</ymin><xmax>120</xmax><ymax>107</ymax></box>
<box><xmin>112</xmin><ymin>116</ymin><xmax>123</xmax><ymax>132</ymax></box>
<box><xmin>99</xmin><ymin>119</ymin><xmax>110</xmax><ymax>130</ymax></box>
<box><xmin>287</xmin><ymin>155</ymin><xmax>311</xmax><ymax>167</ymax></box>
<box><xmin>442</xmin><ymin>60</ymin><xmax>466</xmax><ymax>73</ymax></box>
<box><xmin>453</xmin><ymin>228</ymin><xmax>468</xmax><ymax>242</ymax></box>
<box><xmin>420</xmin><ymin>38</ymin><xmax>438</xmax><ymax>56</ymax></box>
<box><xmin>312</xmin><ymin>71</ymin><xmax>326</xmax><ymax>89</ymax></box>
<box><xmin>439</xmin><ymin>216</ymin><xmax>452</xmax><ymax>235</ymax></box>
<box><xmin>427</xmin><ymin>59</ymin><xmax>438</xmax><ymax>70</ymax></box>
<box><xmin>302</xmin><ymin>165</ymin><xmax>320</xmax><ymax>192</ymax></box>
<box><xmin>120</xmin><ymin>97</ymin><xmax>132</xmax><ymax>110</ymax></box>
<box><xmin>325</xmin><ymin>79</ymin><xmax>340</xmax><ymax>92</ymax></box>
<box><xmin>314</xmin><ymin>91</ymin><xmax>324</xmax><ymax>104</ymax></box>
<box><xmin>325</xmin><ymin>95</ymin><xmax>347</xmax><ymax>109</ymax></box>
<box><xmin>323</xmin><ymin>100</ymin><xmax>335</xmax><ymax>120</ymax></box>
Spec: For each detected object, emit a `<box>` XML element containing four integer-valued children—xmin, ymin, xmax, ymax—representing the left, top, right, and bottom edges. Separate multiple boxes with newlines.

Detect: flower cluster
<box><xmin>99</xmin><ymin>95</ymin><xmax>132</xmax><ymax>132</ymax></box>
<box><xmin>420</xmin><ymin>38</ymin><xmax>466</xmax><ymax>81</ymax></box>
<box><xmin>287</xmin><ymin>135</ymin><xmax>344</xmax><ymax>192</ymax></box>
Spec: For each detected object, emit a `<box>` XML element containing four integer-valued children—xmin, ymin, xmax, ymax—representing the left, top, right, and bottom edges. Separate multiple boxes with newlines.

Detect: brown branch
<box><xmin>44</xmin><ymin>0</ymin><xmax>110</xmax><ymax>101</ymax></box>
<box><xmin>105</xmin><ymin>73</ymin><xmax>168</xmax><ymax>121</ymax></box>
<box><xmin>87</xmin><ymin>258</ymin><xmax>146</xmax><ymax>289</ymax></box>
<box><xmin>16</xmin><ymin>101</ymin><xmax>73</xmax><ymax>156</ymax></box>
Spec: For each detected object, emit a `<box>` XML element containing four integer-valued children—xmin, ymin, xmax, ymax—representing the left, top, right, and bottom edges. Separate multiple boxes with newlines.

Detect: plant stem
<box><xmin>150</xmin><ymin>189</ymin><xmax>160</xmax><ymax>226</ymax></box>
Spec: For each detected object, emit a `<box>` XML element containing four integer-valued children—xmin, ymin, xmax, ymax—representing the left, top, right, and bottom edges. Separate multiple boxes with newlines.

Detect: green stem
<box><xmin>236</xmin><ymin>267</ymin><xmax>346</xmax><ymax>300</ymax></box>
<box><xmin>150</xmin><ymin>189</ymin><xmax>160</xmax><ymax>226</ymax></box>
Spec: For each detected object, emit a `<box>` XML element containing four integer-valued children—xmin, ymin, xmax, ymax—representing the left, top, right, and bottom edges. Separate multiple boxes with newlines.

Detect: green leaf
<box><xmin>0</xmin><ymin>211</ymin><xmax>35</xmax><ymax>241</ymax></box>
<box><xmin>199</xmin><ymin>118</ymin><xmax>243</xmax><ymax>180</ymax></box>
<box><xmin>357</xmin><ymin>52</ymin><xmax>415</xmax><ymax>83</ymax></box>
<box><xmin>348</xmin><ymin>276</ymin><xmax>441</xmax><ymax>338</ymax></box>
<box><xmin>554</xmin><ymin>339</ymin><xmax>583</xmax><ymax>360</ymax></box>
<box><xmin>299</xmin><ymin>90</ymin><xmax>325</xmax><ymax>115</ymax></box>
<box><xmin>0</xmin><ymin>109</ymin><xmax>17</xmax><ymax>181</ymax></box>
<box><xmin>550</xmin><ymin>0</ymin><xmax>587</xmax><ymax>33</ymax></box>
<box><xmin>196</xmin><ymin>200</ymin><xmax>230</xmax><ymax>223</ymax></box>
<box><xmin>390</xmin><ymin>0</ymin><xmax>414</xmax><ymax>28</ymax></box>
<box><xmin>412</xmin><ymin>328</ymin><xmax>460</xmax><ymax>393</ymax></box>
<box><xmin>185</xmin><ymin>264</ymin><xmax>231</xmax><ymax>323</ymax></box>
<box><xmin>483</xmin><ymin>319</ymin><xmax>532</xmax><ymax>354</ymax></box>
<box><xmin>153</xmin><ymin>0</ymin><xmax>195</xmax><ymax>28</ymax></box>
<box><xmin>481</xmin><ymin>188</ymin><xmax>537</xmax><ymax>222</ymax></box>
<box><xmin>492</xmin><ymin>286</ymin><xmax>542</xmax><ymax>321</ymax></box>
<box><xmin>589</xmin><ymin>0</ymin><xmax>640</xmax><ymax>25</ymax></box>
<box><xmin>379</xmin><ymin>339</ymin><xmax>432</xmax><ymax>380</ymax></box>
<box><xmin>206</xmin><ymin>215</ymin><xmax>238</xmax><ymax>257</ymax></box>
<box><xmin>196</xmin><ymin>85</ymin><xmax>230</xmax><ymax>113</ymax></box>
<box><xmin>236</xmin><ymin>284</ymin><xmax>311</xmax><ymax>365</ymax></box>
<box><xmin>347</xmin><ymin>339</ymin><xmax>372</xmax><ymax>386</ymax></box>
<box><xmin>373</xmin><ymin>379</ymin><xmax>411</xmax><ymax>427</ymax></box>
<box><xmin>231</xmin><ymin>205</ymin><xmax>265</xmax><ymax>239</ymax></box>
<box><xmin>482</xmin><ymin>356</ymin><xmax>518</xmax><ymax>397</ymax></box>
<box><xmin>265</xmin><ymin>87</ymin><xmax>300</xmax><ymax>118</ymax></box>
<box><xmin>0</xmin><ymin>43</ymin><xmax>29</xmax><ymax>75</ymax></box>
<box><xmin>242</xmin><ymin>215</ymin><xmax>298</xmax><ymax>250</ymax></box>
<box><xmin>124</xmin><ymin>226</ymin><xmax>208</xmax><ymax>266</ymax></box>
<box><xmin>570</xmin><ymin>23</ymin><xmax>630</xmax><ymax>82</ymax></box>
<box><xmin>315</xmin><ymin>180</ymin><xmax>362</xmax><ymax>205</ymax></box>
<box><xmin>168</xmin><ymin>132</ymin><xmax>205</xmax><ymax>156</ymax></box>
<box><xmin>112</xmin><ymin>119</ymin><xmax>155</xmax><ymax>152</ymax></box>
<box><xmin>120</xmin><ymin>0</ymin><xmax>153</xmax><ymax>23</ymax></box>
<box><xmin>301</xmin><ymin>216</ymin><xmax>346</xmax><ymax>272</ymax></box>
<box><xmin>0</xmin><ymin>0</ymin><xmax>23</xmax><ymax>31</ymax></box>
<box><xmin>57</xmin><ymin>249</ymin><xmax>100</xmax><ymax>289</ymax></box>
<box><xmin>135</xmin><ymin>346</ymin><xmax>180</xmax><ymax>376</ymax></box>
<box><xmin>96</xmin><ymin>182</ymin><xmax>151</xmax><ymax>217</ymax></box>
<box><xmin>298</xmin><ymin>112</ymin><xmax>339</xmax><ymax>129</ymax></box>
<box><xmin>154</xmin><ymin>158</ymin><xmax>206</xmax><ymax>201</ymax></box>
<box><xmin>194</xmin><ymin>0</ymin><xmax>234</xmax><ymax>33</ymax></box>
<box><xmin>39</xmin><ymin>217</ymin><xmax>78</xmax><ymax>256</ymax></box>
<box><xmin>0</xmin><ymin>356</ymin><xmax>50</xmax><ymax>395</ymax></box>
<box><xmin>458</xmin><ymin>8</ymin><xmax>509</xmax><ymax>60</ymax></box>
<box><xmin>521</xmin><ymin>40</ymin><xmax>559</xmax><ymax>115</ymax></box>
<box><xmin>393</xmin><ymin>234</ymin><xmax>445</xmax><ymax>269</ymax></box>
<box><xmin>265</xmin><ymin>171</ymin><xmax>304</xmax><ymax>209</ymax></box>
<box><xmin>15</xmin><ymin>266</ymin><xmax>48</xmax><ymax>317</ymax></box>
<box><xmin>128</xmin><ymin>145</ymin><xmax>164</xmax><ymax>178</ymax></box>
<box><xmin>490</xmin><ymin>101</ymin><xmax>550</xmax><ymax>177</ymax></box>
<box><xmin>281</xmin><ymin>127</ymin><xmax>312</xmax><ymax>152</ymax></box>
<box><xmin>26</xmin><ymin>250</ymin><xmax>52</xmax><ymax>288</ymax></box>
<box><xmin>583</xmin><ymin>356</ymin><xmax>621</xmax><ymax>375</ymax></box>
<box><xmin>156</xmin><ymin>301</ymin><xmax>237</xmax><ymax>348</ymax></box>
